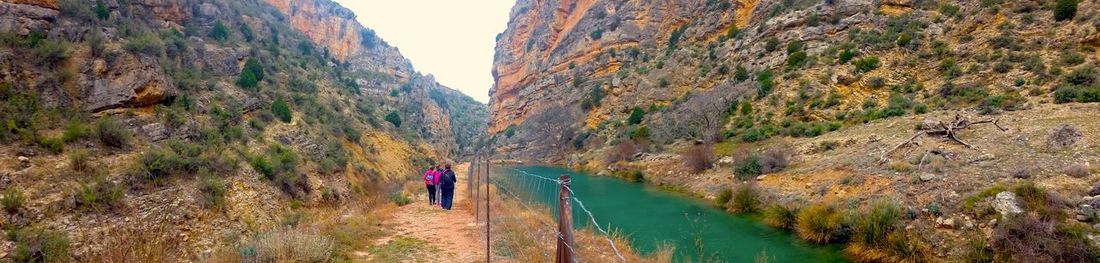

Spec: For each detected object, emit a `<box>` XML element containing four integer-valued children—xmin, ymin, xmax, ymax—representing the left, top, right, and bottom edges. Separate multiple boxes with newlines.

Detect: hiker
<box><xmin>424</xmin><ymin>166</ymin><xmax>438</xmax><ymax>205</ymax></box>
<box><xmin>433</xmin><ymin>166</ymin><xmax>443</xmax><ymax>207</ymax></box>
<box><xmin>440</xmin><ymin>164</ymin><xmax>457</xmax><ymax>210</ymax></box>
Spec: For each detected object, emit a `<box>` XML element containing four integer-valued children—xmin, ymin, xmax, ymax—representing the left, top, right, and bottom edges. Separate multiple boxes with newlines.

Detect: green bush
<box><xmin>850</xmin><ymin>201</ymin><xmax>900</xmax><ymax>247</ymax></box>
<box><xmin>385</xmin><ymin>111</ymin><xmax>402</xmax><ymax>127</ymax></box>
<box><xmin>94</xmin><ymin>116</ymin><xmax>129</xmax><ymax>148</ymax></box>
<box><xmin>796</xmin><ymin>204</ymin><xmax>847</xmax><ymax>244</ymax></box>
<box><xmin>61</xmin><ymin>120</ymin><xmax>89</xmax><ymax>143</ymax></box>
<box><xmin>1</xmin><ymin>188</ymin><xmax>25</xmax><ymax>213</ymax></box>
<box><xmin>627</xmin><ymin>107</ymin><xmax>645</xmax><ymax>125</ymax></box>
<box><xmin>123</xmin><ymin>33</ymin><xmax>163</xmax><ymax>56</ymax></box>
<box><xmin>741</xmin><ymin>128</ymin><xmax>769</xmax><ymax>142</ymax></box>
<box><xmin>390</xmin><ymin>193</ymin><xmax>411</xmax><ymax>206</ymax></box>
<box><xmin>1054</xmin><ymin>0</ymin><xmax>1078</xmax><ymax>21</ymax></box>
<box><xmin>237</xmin><ymin>58</ymin><xmax>265</xmax><ymax>90</ymax></box>
<box><xmin>210</xmin><ymin>20</ymin><xmax>229</xmax><ymax>41</ymax></box>
<box><xmin>715</xmin><ymin>188</ymin><xmax>733</xmax><ymax>207</ymax></box>
<box><xmin>629</xmin><ymin>126</ymin><xmax>650</xmax><ymax>141</ymax></box>
<box><xmin>271</xmin><ymin>99</ymin><xmax>292</xmax><ymax>123</ymax></box>
<box><xmin>580</xmin><ymin>86</ymin><xmax>606</xmax><ymax>110</ymax></box>
<box><xmin>240</xmin><ymin>24</ymin><xmax>254</xmax><ymax>42</ymax></box>
<box><xmin>34</xmin><ymin>40</ymin><xmax>69</xmax><ymax>67</ymax></box>
<box><xmin>728</xmin><ymin>184</ymin><xmax>760</xmax><ymax>214</ymax></box>
<box><xmin>94</xmin><ymin>0</ymin><xmax>109</xmax><ymax>20</ymax></box>
<box><xmin>252</xmin><ymin>144</ymin><xmax>308</xmax><ymax>199</ymax></box>
<box><xmin>12</xmin><ymin>227</ymin><xmax>69</xmax><ymax>263</ymax></box>
<box><xmin>786</xmin><ymin>51</ymin><xmax>808</xmax><ymax>69</ymax></box>
<box><xmin>74</xmin><ymin>178</ymin><xmax>124</xmax><ymax>212</ymax></box>
<box><xmin>734</xmin><ymin>65</ymin><xmax>750</xmax><ymax>81</ymax></box>
<box><xmin>38</xmin><ymin>136</ymin><xmax>64</xmax><ymax>154</ymax></box>
<box><xmin>69</xmin><ymin>148</ymin><xmax>90</xmax><ymax>172</ymax></box>
<box><xmin>199</xmin><ymin>172</ymin><xmax>227</xmax><ymax>209</ymax></box>
<box><xmin>756</xmin><ymin>69</ymin><xmax>775</xmax><ymax>98</ymax></box>
<box><xmin>838</xmin><ymin>48</ymin><xmax>857</xmax><ymax>64</ymax></box>
<box><xmin>763</xmin><ymin>204</ymin><xmax>798</xmax><ymax>229</ymax></box>
<box><xmin>735</xmin><ymin>155</ymin><xmax>763</xmax><ymax>179</ymax></box>
<box><xmin>853</xmin><ymin>57</ymin><xmax>880</xmax><ymax>72</ymax></box>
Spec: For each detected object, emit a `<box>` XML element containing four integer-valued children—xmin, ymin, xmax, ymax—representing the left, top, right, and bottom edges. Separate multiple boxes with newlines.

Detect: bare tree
<box><xmin>653</xmin><ymin>82</ymin><xmax>749</xmax><ymax>143</ymax></box>
<box><xmin>526</xmin><ymin>103</ymin><xmax>581</xmax><ymax>161</ymax></box>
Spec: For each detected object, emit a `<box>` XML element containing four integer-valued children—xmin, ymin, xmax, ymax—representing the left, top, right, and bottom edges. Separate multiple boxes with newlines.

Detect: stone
<box><xmin>941</xmin><ymin>218</ymin><xmax>956</xmax><ymax>229</ymax></box>
<box><xmin>756</xmin><ymin>175</ymin><xmax>767</xmax><ymax>181</ymax></box>
<box><xmin>1078</xmin><ymin>214</ymin><xmax>1091</xmax><ymax>222</ymax></box>
<box><xmin>920</xmin><ymin>118</ymin><xmax>939</xmax><ymax>130</ymax></box>
<box><xmin>993</xmin><ymin>191</ymin><xmax>1024</xmax><ymax>217</ymax></box>
<box><xmin>1089</xmin><ymin>182</ymin><xmax>1100</xmax><ymax>196</ymax></box>
<box><xmin>81</xmin><ymin>53</ymin><xmax>178</xmax><ymax>112</ymax></box>
<box><xmin>17</xmin><ymin>156</ymin><xmax>30</xmax><ymax>169</ymax></box>
<box><xmin>142</xmin><ymin>122</ymin><xmax>168</xmax><ymax>141</ymax></box>
<box><xmin>919</xmin><ymin>173</ymin><xmax>935</xmax><ymax>182</ymax></box>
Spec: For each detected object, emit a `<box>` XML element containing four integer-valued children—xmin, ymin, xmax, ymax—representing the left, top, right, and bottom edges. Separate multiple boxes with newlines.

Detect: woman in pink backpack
<box><xmin>424</xmin><ymin>166</ymin><xmax>438</xmax><ymax>205</ymax></box>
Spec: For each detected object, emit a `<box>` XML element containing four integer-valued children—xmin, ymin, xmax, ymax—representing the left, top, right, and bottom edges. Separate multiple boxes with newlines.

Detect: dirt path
<box><xmin>360</xmin><ymin>163</ymin><xmax>484</xmax><ymax>262</ymax></box>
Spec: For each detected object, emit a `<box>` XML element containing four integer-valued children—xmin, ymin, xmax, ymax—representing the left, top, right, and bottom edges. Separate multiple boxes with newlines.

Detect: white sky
<box><xmin>333</xmin><ymin>0</ymin><xmax>515</xmax><ymax>103</ymax></box>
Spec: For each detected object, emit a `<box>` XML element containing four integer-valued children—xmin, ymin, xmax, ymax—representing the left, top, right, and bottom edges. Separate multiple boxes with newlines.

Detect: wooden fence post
<box><xmin>475</xmin><ymin>158</ymin><xmax>480</xmax><ymax>222</ymax></box>
<box><xmin>556</xmin><ymin>174</ymin><xmax>575</xmax><ymax>263</ymax></box>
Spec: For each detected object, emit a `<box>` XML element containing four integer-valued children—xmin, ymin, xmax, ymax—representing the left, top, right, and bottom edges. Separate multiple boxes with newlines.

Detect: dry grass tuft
<box><xmin>246</xmin><ymin>227</ymin><xmax>336</xmax><ymax>262</ymax></box>
<box><xmin>1065</xmin><ymin>163</ymin><xmax>1090</xmax><ymax>178</ymax></box>
<box><xmin>795</xmin><ymin>203</ymin><xmax>847</xmax><ymax>244</ymax></box>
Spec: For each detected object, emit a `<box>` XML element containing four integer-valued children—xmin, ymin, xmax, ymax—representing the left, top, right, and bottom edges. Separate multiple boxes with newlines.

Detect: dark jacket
<box><xmin>440</xmin><ymin>169</ymin><xmax>457</xmax><ymax>189</ymax></box>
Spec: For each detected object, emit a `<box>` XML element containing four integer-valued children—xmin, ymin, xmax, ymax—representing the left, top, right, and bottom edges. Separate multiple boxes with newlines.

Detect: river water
<box><xmin>494</xmin><ymin>165</ymin><xmax>848</xmax><ymax>262</ymax></box>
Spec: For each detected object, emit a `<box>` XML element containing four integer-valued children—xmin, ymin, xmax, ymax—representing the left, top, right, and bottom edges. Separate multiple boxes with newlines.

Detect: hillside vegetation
<box><xmin>490</xmin><ymin>0</ymin><xmax>1100</xmax><ymax>260</ymax></box>
<box><xmin>0</xmin><ymin>0</ymin><xmax>485</xmax><ymax>261</ymax></box>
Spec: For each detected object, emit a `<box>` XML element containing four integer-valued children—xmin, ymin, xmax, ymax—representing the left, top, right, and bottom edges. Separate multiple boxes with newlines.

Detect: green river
<box><xmin>494</xmin><ymin>166</ymin><xmax>848</xmax><ymax>262</ymax></box>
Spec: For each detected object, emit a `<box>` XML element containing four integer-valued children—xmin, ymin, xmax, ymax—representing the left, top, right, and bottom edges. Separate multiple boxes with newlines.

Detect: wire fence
<box><xmin>467</xmin><ymin>157</ymin><xmax>629</xmax><ymax>263</ymax></box>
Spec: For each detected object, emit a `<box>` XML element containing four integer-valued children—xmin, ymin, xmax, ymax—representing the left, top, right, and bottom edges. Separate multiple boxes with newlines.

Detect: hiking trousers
<box><xmin>441</xmin><ymin>186</ymin><xmax>455</xmax><ymax>210</ymax></box>
<box><xmin>426</xmin><ymin>185</ymin><xmax>437</xmax><ymax>204</ymax></box>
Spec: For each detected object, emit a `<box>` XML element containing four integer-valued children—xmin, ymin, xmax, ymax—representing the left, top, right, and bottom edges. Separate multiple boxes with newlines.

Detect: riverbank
<box><xmin>558</xmin><ymin>105</ymin><xmax>1100</xmax><ymax>261</ymax></box>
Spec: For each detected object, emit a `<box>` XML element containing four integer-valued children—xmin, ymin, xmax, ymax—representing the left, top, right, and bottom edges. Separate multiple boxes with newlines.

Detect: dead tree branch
<box><xmin>879</xmin><ymin>113</ymin><xmax>1008</xmax><ymax>164</ymax></box>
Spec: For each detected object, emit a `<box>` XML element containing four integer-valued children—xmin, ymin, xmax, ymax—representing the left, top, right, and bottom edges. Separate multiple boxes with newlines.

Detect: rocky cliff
<box><xmin>490</xmin><ymin>0</ymin><xmax>1100</xmax><ymax>156</ymax></box>
<box><xmin>0</xmin><ymin>0</ymin><xmax>485</xmax><ymax>260</ymax></box>
<box><xmin>490</xmin><ymin>0</ymin><xmax>1100</xmax><ymax>260</ymax></box>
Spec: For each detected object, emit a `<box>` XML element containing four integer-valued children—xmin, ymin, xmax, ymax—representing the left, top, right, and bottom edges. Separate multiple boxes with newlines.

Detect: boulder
<box><xmin>82</xmin><ymin>54</ymin><xmax>178</xmax><ymax>112</ymax></box>
<box><xmin>993</xmin><ymin>191</ymin><xmax>1023</xmax><ymax>217</ymax></box>
<box><xmin>1089</xmin><ymin>182</ymin><xmax>1100</xmax><ymax>196</ymax></box>
<box><xmin>919</xmin><ymin>173</ymin><xmax>935</xmax><ymax>182</ymax></box>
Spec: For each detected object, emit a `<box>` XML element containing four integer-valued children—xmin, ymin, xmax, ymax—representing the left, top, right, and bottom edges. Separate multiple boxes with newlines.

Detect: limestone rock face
<box><xmin>81</xmin><ymin>53</ymin><xmax>178</xmax><ymax>112</ymax></box>
<box><xmin>0</xmin><ymin>1</ymin><xmax>57</xmax><ymax>35</ymax></box>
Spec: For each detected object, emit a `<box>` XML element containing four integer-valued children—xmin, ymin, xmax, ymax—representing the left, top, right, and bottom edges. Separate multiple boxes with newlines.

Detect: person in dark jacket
<box><xmin>439</xmin><ymin>164</ymin><xmax>457</xmax><ymax>210</ymax></box>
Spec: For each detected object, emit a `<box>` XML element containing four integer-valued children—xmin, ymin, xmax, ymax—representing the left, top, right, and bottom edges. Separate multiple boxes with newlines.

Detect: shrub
<box><xmin>1065</xmin><ymin>163</ymin><xmax>1090</xmax><ymax>178</ymax></box>
<box><xmin>786</xmin><ymin>51</ymin><xmax>808</xmax><ymax>69</ymax></box>
<box><xmin>504</xmin><ymin>125</ymin><xmax>516</xmax><ymax>138</ymax></box>
<box><xmin>627</xmin><ymin>107</ymin><xmax>645</xmax><ymax>125</ymax></box>
<box><xmin>759</xmin><ymin>149</ymin><xmax>789</xmax><ymax>173</ymax></box>
<box><xmin>12</xmin><ymin>227</ymin><xmax>69</xmax><ymax>263</ymax></box>
<box><xmin>838</xmin><ymin>48</ymin><xmax>857</xmax><ymax>64</ymax></box>
<box><xmin>69</xmin><ymin>148</ymin><xmax>90</xmax><ymax>172</ymax></box>
<box><xmin>853</xmin><ymin>57</ymin><xmax>880</xmax><ymax>72</ymax></box>
<box><xmin>210</xmin><ymin>21</ymin><xmax>229</xmax><ymax>41</ymax></box>
<box><xmin>237</xmin><ymin>58</ymin><xmax>264</xmax><ymax>90</ymax></box>
<box><xmin>850</xmin><ymin>201</ymin><xmax>899</xmax><ymax>247</ymax></box>
<box><xmin>867</xmin><ymin>77</ymin><xmax>886</xmax><ymax>89</ymax></box>
<box><xmin>240</xmin><ymin>24</ymin><xmax>254</xmax><ymax>42</ymax></box>
<box><xmin>1</xmin><ymin>188</ymin><xmax>25</xmax><ymax>213</ymax></box>
<box><xmin>389</xmin><ymin>193</ymin><xmax>411</xmax><ymax>206</ymax></box>
<box><xmin>735</xmin><ymin>155</ymin><xmax>763</xmax><ymax>180</ymax></box>
<box><xmin>61</xmin><ymin>120</ymin><xmax>89</xmax><ymax>143</ymax></box>
<box><xmin>1047</xmin><ymin>124</ymin><xmax>1083</xmax><ymax>149</ymax></box>
<box><xmin>252</xmin><ymin>144</ymin><xmax>308</xmax><ymax>199</ymax></box>
<box><xmin>94</xmin><ymin>0</ymin><xmax>109</xmax><ymax>20</ymax></box>
<box><xmin>94</xmin><ymin>116</ymin><xmax>129</xmax><ymax>148</ymax></box>
<box><xmin>384</xmin><ymin>111</ymin><xmax>402</xmax><ymax>127</ymax></box>
<box><xmin>1054</xmin><ymin>0</ymin><xmax>1078</xmax><ymax>21</ymax></box>
<box><xmin>75</xmin><ymin>178</ymin><xmax>124</xmax><ymax>212</ymax></box>
<box><xmin>629</xmin><ymin>126</ymin><xmax>650</xmax><ymax>141</ymax></box>
<box><xmin>763</xmin><ymin>204</ymin><xmax>798</xmax><ymax>229</ymax></box>
<box><xmin>715</xmin><ymin>188</ymin><xmax>733</xmax><ymax>207</ymax></box>
<box><xmin>756</xmin><ymin>69</ymin><xmax>775</xmax><ymax>98</ymax></box>
<box><xmin>123</xmin><ymin>33</ymin><xmax>163</xmax><ymax>56</ymax></box>
<box><xmin>245</xmin><ymin>228</ymin><xmax>335</xmax><ymax>263</ymax></box>
<box><xmin>728</xmin><ymin>183</ymin><xmax>760</xmax><ymax>214</ymax></box>
<box><xmin>199</xmin><ymin>173</ymin><xmax>227</xmax><ymax>209</ymax></box>
<box><xmin>38</xmin><ymin>137</ymin><xmax>63</xmax><ymax>154</ymax></box>
<box><xmin>271</xmin><ymin>99</ymin><xmax>292</xmax><ymax>123</ymax></box>
<box><xmin>796</xmin><ymin>204</ymin><xmax>847</xmax><ymax>243</ymax></box>
<box><xmin>741</xmin><ymin>128</ymin><xmax>769</xmax><ymax>142</ymax></box>
<box><xmin>734</xmin><ymin>65</ymin><xmax>749</xmax><ymax>81</ymax></box>
<box><xmin>605</xmin><ymin>140</ymin><xmax>639</xmax><ymax>164</ymax></box>
<box><xmin>992</xmin><ymin>214</ymin><xmax>1099</xmax><ymax>262</ymax></box>
<box><xmin>682</xmin><ymin>144</ymin><xmax>714</xmax><ymax>174</ymax></box>
<box><xmin>580</xmin><ymin>86</ymin><xmax>606</xmax><ymax>110</ymax></box>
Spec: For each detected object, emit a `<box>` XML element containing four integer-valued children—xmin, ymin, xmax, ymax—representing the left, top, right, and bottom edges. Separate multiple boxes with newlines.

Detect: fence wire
<box><xmin>468</xmin><ymin>159</ymin><xmax>628</xmax><ymax>263</ymax></box>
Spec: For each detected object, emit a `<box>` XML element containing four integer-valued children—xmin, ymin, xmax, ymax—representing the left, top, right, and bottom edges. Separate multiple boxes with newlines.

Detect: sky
<box><xmin>333</xmin><ymin>0</ymin><xmax>516</xmax><ymax>103</ymax></box>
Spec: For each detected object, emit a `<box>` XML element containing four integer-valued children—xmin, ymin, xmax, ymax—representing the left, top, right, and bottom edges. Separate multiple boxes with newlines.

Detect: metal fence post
<box><xmin>556</xmin><ymin>174</ymin><xmax>575</xmax><ymax>263</ymax></box>
<box><xmin>485</xmin><ymin>160</ymin><xmax>491</xmax><ymax>263</ymax></box>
